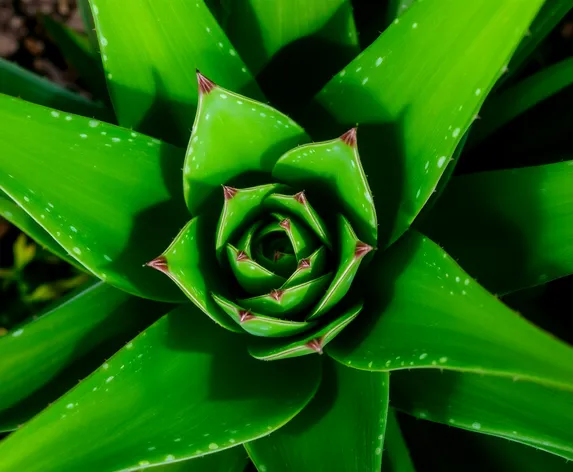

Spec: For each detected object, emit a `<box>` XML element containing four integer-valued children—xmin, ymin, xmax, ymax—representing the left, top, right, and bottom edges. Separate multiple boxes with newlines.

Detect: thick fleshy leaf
<box><xmin>216</xmin><ymin>183</ymin><xmax>285</xmax><ymax>260</ymax></box>
<box><xmin>88</xmin><ymin>0</ymin><xmax>262</xmax><ymax>145</ymax></box>
<box><xmin>239</xmin><ymin>273</ymin><xmax>332</xmax><ymax>318</ymax></box>
<box><xmin>43</xmin><ymin>15</ymin><xmax>109</xmax><ymax>101</ymax></box>
<box><xmin>254</xmin><ymin>246</ymin><xmax>297</xmax><ymax>278</ymax></box>
<box><xmin>211</xmin><ymin>293</ymin><xmax>314</xmax><ymax>338</ymax></box>
<box><xmin>327</xmin><ymin>231</ymin><xmax>573</xmax><ymax>391</ymax></box>
<box><xmin>149</xmin><ymin>217</ymin><xmax>241</xmax><ymax>333</ymax></box>
<box><xmin>382</xmin><ymin>409</ymin><xmax>416</xmax><ymax>472</ymax></box>
<box><xmin>0</xmin><ymin>305</ymin><xmax>321</xmax><ymax>471</ymax></box>
<box><xmin>387</xmin><ymin>0</ymin><xmax>417</xmax><ymax>22</ymax></box>
<box><xmin>226</xmin><ymin>244</ymin><xmax>286</xmax><ymax>295</ymax></box>
<box><xmin>0</xmin><ymin>282</ymin><xmax>161</xmax><ymax>413</ymax></box>
<box><xmin>0</xmin><ymin>59</ymin><xmax>109</xmax><ymax>119</ymax></box>
<box><xmin>264</xmin><ymin>191</ymin><xmax>332</xmax><ymax>248</ymax></box>
<box><xmin>422</xmin><ymin>160</ymin><xmax>573</xmax><ymax>294</ymax></box>
<box><xmin>0</xmin><ymin>95</ymin><xmax>188</xmax><ymax>302</ymax></box>
<box><xmin>183</xmin><ymin>74</ymin><xmax>308</xmax><ymax>215</ymax></box>
<box><xmin>273</xmin><ymin>128</ymin><xmax>377</xmax><ymax>245</ymax></box>
<box><xmin>282</xmin><ymin>246</ymin><xmax>328</xmax><ymax>289</ymax></box>
<box><xmin>307</xmin><ymin>215</ymin><xmax>373</xmax><ymax>320</ymax></box>
<box><xmin>151</xmin><ymin>448</ymin><xmax>248</xmax><ymax>472</ymax></box>
<box><xmin>236</xmin><ymin>220</ymin><xmax>263</xmax><ymax>258</ymax></box>
<box><xmin>471</xmin><ymin>58</ymin><xmax>573</xmax><ymax>144</ymax></box>
<box><xmin>270</xmin><ymin>212</ymin><xmax>317</xmax><ymax>260</ymax></box>
<box><xmin>249</xmin><ymin>302</ymin><xmax>361</xmax><ymax>361</ymax></box>
<box><xmin>391</xmin><ymin>369</ymin><xmax>573</xmax><ymax>460</ymax></box>
<box><xmin>0</xmin><ymin>194</ymin><xmax>82</xmax><ymax>270</ymax></box>
<box><xmin>247</xmin><ymin>357</ymin><xmax>388</xmax><ymax>471</ymax></box>
<box><xmin>312</xmin><ymin>0</ymin><xmax>543</xmax><ymax>245</ymax></box>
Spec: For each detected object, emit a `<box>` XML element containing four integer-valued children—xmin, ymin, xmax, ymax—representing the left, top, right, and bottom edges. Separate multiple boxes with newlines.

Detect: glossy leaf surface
<box><xmin>0</xmin><ymin>282</ymin><xmax>161</xmax><ymax>412</ymax></box>
<box><xmin>0</xmin><ymin>95</ymin><xmax>188</xmax><ymax>302</ymax></box>
<box><xmin>282</xmin><ymin>246</ymin><xmax>327</xmax><ymax>289</ymax></box>
<box><xmin>327</xmin><ymin>231</ymin><xmax>573</xmax><ymax>390</ymax></box>
<box><xmin>313</xmin><ymin>0</ymin><xmax>543</xmax><ymax>244</ymax></box>
<box><xmin>382</xmin><ymin>409</ymin><xmax>416</xmax><ymax>472</ymax></box>
<box><xmin>183</xmin><ymin>76</ymin><xmax>308</xmax><ymax>215</ymax></box>
<box><xmin>423</xmin><ymin>160</ymin><xmax>573</xmax><ymax>294</ymax></box>
<box><xmin>392</xmin><ymin>369</ymin><xmax>573</xmax><ymax>460</ymax></box>
<box><xmin>0</xmin><ymin>306</ymin><xmax>321</xmax><ymax>471</ymax></box>
<box><xmin>151</xmin><ymin>449</ymin><xmax>248</xmax><ymax>471</ymax></box>
<box><xmin>247</xmin><ymin>358</ymin><xmax>388</xmax><ymax>472</ymax></box>
<box><xmin>270</xmin><ymin>212</ymin><xmax>317</xmax><ymax>260</ymax></box>
<box><xmin>88</xmin><ymin>0</ymin><xmax>261</xmax><ymax>145</ymax></box>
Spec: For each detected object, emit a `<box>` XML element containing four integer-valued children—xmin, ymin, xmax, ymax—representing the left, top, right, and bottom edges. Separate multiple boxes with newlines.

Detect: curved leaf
<box><xmin>327</xmin><ymin>231</ymin><xmax>573</xmax><ymax>391</ymax></box>
<box><xmin>312</xmin><ymin>0</ymin><xmax>544</xmax><ymax>245</ymax></box>
<box><xmin>151</xmin><ymin>449</ymin><xmax>248</xmax><ymax>471</ymax></box>
<box><xmin>391</xmin><ymin>369</ymin><xmax>573</xmax><ymax>461</ymax></box>
<box><xmin>270</xmin><ymin>212</ymin><xmax>317</xmax><ymax>260</ymax></box>
<box><xmin>88</xmin><ymin>0</ymin><xmax>262</xmax><ymax>145</ymax></box>
<box><xmin>382</xmin><ymin>409</ymin><xmax>416</xmax><ymax>472</ymax></box>
<box><xmin>246</xmin><ymin>357</ymin><xmax>388</xmax><ymax>472</ymax></box>
<box><xmin>0</xmin><ymin>95</ymin><xmax>188</xmax><ymax>302</ymax></box>
<box><xmin>282</xmin><ymin>246</ymin><xmax>328</xmax><ymax>289</ymax></box>
<box><xmin>0</xmin><ymin>305</ymin><xmax>321</xmax><ymax>471</ymax></box>
<box><xmin>423</xmin><ymin>160</ymin><xmax>573</xmax><ymax>294</ymax></box>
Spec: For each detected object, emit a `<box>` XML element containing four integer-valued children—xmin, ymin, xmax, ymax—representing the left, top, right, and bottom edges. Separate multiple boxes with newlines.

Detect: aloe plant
<box><xmin>1</xmin><ymin>0</ymin><xmax>573</xmax><ymax>470</ymax></box>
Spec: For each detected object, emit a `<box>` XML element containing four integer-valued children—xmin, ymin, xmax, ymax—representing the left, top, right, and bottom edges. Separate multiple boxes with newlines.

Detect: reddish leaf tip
<box><xmin>236</xmin><ymin>250</ymin><xmax>249</xmax><ymax>262</ymax></box>
<box><xmin>279</xmin><ymin>218</ymin><xmax>291</xmax><ymax>232</ymax></box>
<box><xmin>355</xmin><ymin>242</ymin><xmax>373</xmax><ymax>259</ymax></box>
<box><xmin>293</xmin><ymin>191</ymin><xmax>307</xmax><ymax>205</ymax></box>
<box><xmin>340</xmin><ymin>127</ymin><xmax>358</xmax><ymax>147</ymax></box>
<box><xmin>298</xmin><ymin>258</ymin><xmax>311</xmax><ymax>269</ymax></box>
<box><xmin>306</xmin><ymin>338</ymin><xmax>324</xmax><ymax>354</ymax></box>
<box><xmin>196</xmin><ymin>70</ymin><xmax>216</xmax><ymax>94</ymax></box>
<box><xmin>270</xmin><ymin>289</ymin><xmax>284</xmax><ymax>302</ymax></box>
<box><xmin>145</xmin><ymin>255</ymin><xmax>169</xmax><ymax>274</ymax></box>
<box><xmin>273</xmin><ymin>250</ymin><xmax>284</xmax><ymax>262</ymax></box>
<box><xmin>223</xmin><ymin>185</ymin><xmax>238</xmax><ymax>200</ymax></box>
<box><xmin>239</xmin><ymin>310</ymin><xmax>256</xmax><ymax>323</ymax></box>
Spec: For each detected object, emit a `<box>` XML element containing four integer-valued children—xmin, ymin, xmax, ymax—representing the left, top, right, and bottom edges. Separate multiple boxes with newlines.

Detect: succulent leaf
<box><xmin>246</xmin><ymin>357</ymin><xmax>388</xmax><ymax>471</ymax></box>
<box><xmin>212</xmin><ymin>293</ymin><xmax>314</xmax><ymax>338</ymax></box>
<box><xmin>423</xmin><ymin>160</ymin><xmax>573</xmax><ymax>294</ymax></box>
<box><xmin>0</xmin><ymin>95</ymin><xmax>188</xmax><ymax>302</ymax></box>
<box><xmin>183</xmin><ymin>73</ymin><xmax>309</xmax><ymax>215</ymax></box>
<box><xmin>383</xmin><ymin>408</ymin><xmax>416</xmax><ymax>472</ymax></box>
<box><xmin>0</xmin><ymin>306</ymin><xmax>321</xmax><ymax>471</ymax></box>
<box><xmin>236</xmin><ymin>220</ymin><xmax>263</xmax><ymax>258</ymax></box>
<box><xmin>312</xmin><ymin>0</ymin><xmax>544</xmax><ymax>244</ymax></box>
<box><xmin>88</xmin><ymin>0</ymin><xmax>262</xmax><ymax>145</ymax></box>
<box><xmin>281</xmin><ymin>246</ymin><xmax>328</xmax><ymax>289</ymax></box>
<box><xmin>392</xmin><ymin>369</ymin><xmax>573</xmax><ymax>460</ymax></box>
<box><xmin>249</xmin><ymin>302</ymin><xmax>362</xmax><ymax>361</ymax></box>
<box><xmin>269</xmin><ymin>212</ymin><xmax>318</xmax><ymax>260</ymax></box>
<box><xmin>273</xmin><ymin>128</ymin><xmax>377</xmax><ymax>246</ymax></box>
<box><xmin>327</xmin><ymin>231</ymin><xmax>573</xmax><ymax>391</ymax></box>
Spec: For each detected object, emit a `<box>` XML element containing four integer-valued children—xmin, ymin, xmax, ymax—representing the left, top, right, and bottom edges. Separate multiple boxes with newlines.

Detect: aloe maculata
<box><xmin>1</xmin><ymin>0</ymin><xmax>573</xmax><ymax>471</ymax></box>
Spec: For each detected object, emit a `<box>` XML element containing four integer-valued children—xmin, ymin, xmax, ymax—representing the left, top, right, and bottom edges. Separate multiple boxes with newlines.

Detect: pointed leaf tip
<box><xmin>274</xmin><ymin>251</ymin><xmax>285</xmax><ymax>262</ymax></box>
<box><xmin>306</xmin><ymin>338</ymin><xmax>324</xmax><ymax>354</ymax></box>
<box><xmin>355</xmin><ymin>242</ymin><xmax>373</xmax><ymax>259</ymax></box>
<box><xmin>196</xmin><ymin>70</ymin><xmax>216</xmax><ymax>95</ymax></box>
<box><xmin>270</xmin><ymin>289</ymin><xmax>285</xmax><ymax>301</ymax></box>
<box><xmin>145</xmin><ymin>255</ymin><xmax>169</xmax><ymax>274</ymax></box>
<box><xmin>298</xmin><ymin>259</ymin><xmax>311</xmax><ymax>269</ymax></box>
<box><xmin>340</xmin><ymin>128</ymin><xmax>357</xmax><ymax>147</ymax></box>
<box><xmin>294</xmin><ymin>191</ymin><xmax>307</xmax><ymax>205</ymax></box>
<box><xmin>223</xmin><ymin>185</ymin><xmax>238</xmax><ymax>200</ymax></box>
<box><xmin>239</xmin><ymin>310</ymin><xmax>256</xmax><ymax>323</ymax></box>
<box><xmin>280</xmin><ymin>219</ymin><xmax>291</xmax><ymax>232</ymax></box>
<box><xmin>237</xmin><ymin>251</ymin><xmax>249</xmax><ymax>261</ymax></box>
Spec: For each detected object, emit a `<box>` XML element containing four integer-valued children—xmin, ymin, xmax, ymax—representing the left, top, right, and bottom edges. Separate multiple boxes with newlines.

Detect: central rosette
<box><xmin>147</xmin><ymin>72</ymin><xmax>378</xmax><ymax>361</ymax></box>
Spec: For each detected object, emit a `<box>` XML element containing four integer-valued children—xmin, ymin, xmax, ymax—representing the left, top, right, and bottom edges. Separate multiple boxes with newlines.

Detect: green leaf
<box><xmin>42</xmin><ymin>15</ymin><xmax>109</xmax><ymax>101</ymax></box>
<box><xmin>273</xmin><ymin>128</ymin><xmax>377</xmax><ymax>246</ymax></box>
<box><xmin>151</xmin><ymin>449</ymin><xmax>248</xmax><ymax>471</ymax></box>
<box><xmin>216</xmin><ymin>183</ymin><xmax>285</xmax><ymax>261</ymax></box>
<box><xmin>0</xmin><ymin>58</ymin><xmax>110</xmax><ymax>120</ymax></box>
<box><xmin>382</xmin><ymin>409</ymin><xmax>416</xmax><ymax>472</ymax></box>
<box><xmin>211</xmin><ymin>293</ymin><xmax>314</xmax><ymax>338</ymax></box>
<box><xmin>239</xmin><ymin>273</ymin><xmax>332</xmax><ymax>318</ymax></box>
<box><xmin>88</xmin><ymin>0</ymin><xmax>262</xmax><ymax>145</ymax></box>
<box><xmin>471</xmin><ymin>58</ymin><xmax>573</xmax><ymax>144</ymax></box>
<box><xmin>311</xmin><ymin>0</ymin><xmax>543</xmax><ymax>245</ymax></box>
<box><xmin>247</xmin><ymin>357</ymin><xmax>388</xmax><ymax>472</ymax></box>
<box><xmin>282</xmin><ymin>246</ymin><xmax>328</xmax><ymax>289</ymax></box>
<box><xmin>270</xmin><ymin>212</ymin><xmax>317</xmax><ymax>260</ymax></box>
<box><xmin>0</xmin><ymin>282</ymin><xmax>162</xmax><ymax>413</ymax></box>
<box><xmin>226</xmin><ymin>244</ymin><xmax>286</xmax><ymax>295</ymax></box>
<box><xmin>422</xmin><ymin>160</ymin><xmax>573</xmax><ymax>294</ymax></box>
<box><xmin>307</xmin><ymin>215</ymin><xmax>373</xmax><ymax>320</ymax></box>
<box><xmin>236</xmin><ymin>220</ymin><xmax>263</xmax><ymax>258</ymax></box>
<box><xmin>0</xmin><ymin>193</ymin><xmax>83</xmax><ymax>270</ymax></box>
<box><xmin>391</xmin><ymin>369</ymin><xmax>573</xmax><ymax>461</ymax></box>
<box><xmin>149</xmin><ymin>217</ymin><xmax>241</xmax><ymax>333</ymax></box>
<box><xmin>387</xmin><ymin>0</ymin><xmax>417</xmax><ymax>23</ymax></box>
<box><xmin>255</xmin><ymin>246</ymin><xmax>297</xmax><ymax>278</ymax></box>
<box><xmin>0</xmin><ymin>95</ymin><xmax>188</xmax><ymax>302</ymax></box>
<box><xmin>249</xmin><ymin>302</ymin><xmax>361</xmax><ymax>361</ymax></box>
<box><xmin>264</xmin><ymin>191</ymin><xmax>332</xmax><ymax>248</ymax></box>
<box><xmin>327</xmin><ymin>231</ymin><xmax>573</xmax><ymax>391</ymax></box>
<box><xmin>0</xmin><ymin>305</ymin><xmax>321</xmax><ymax>471</ymax></box>
<box><xmin>183</xmin><ymin>74</ymin><xmax>308</xmax><ymax>215</ymax></box>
